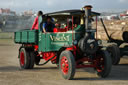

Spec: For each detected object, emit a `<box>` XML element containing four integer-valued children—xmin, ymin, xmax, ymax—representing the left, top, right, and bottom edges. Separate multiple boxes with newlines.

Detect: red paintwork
<box><xmin>24</xmin><ymin>44</ymin><xmax>33</xmax><ymax>47</ymax></box>
<box><xmin>53</xmin><ymin>28</ymin><xmax>67</xmax><ymax>33</ymax></box>
<box><xmin>34</xmin><ymin>45</ymin><xmax>38</xmax><ymax>51</ymax></box>
<box><xmin>76</xmin><ymin>54</ymin><xmax>105</xmax><ymax>72</ymax></box>
<box><xmin>66</xmin><ymin>47</ymin><xmax>74</xmax><ymax>51</ymax></box>
<box><xmin>41</xmin><ymin>52</ymin><xmax>57</xmax><ymax>63</ymax></box>
<box><xmin>53</xmin><ymin>28</ymin><xmax>58</xmax><ymax>33</ymax></box>
<box><xmin>20</xmin><ymin>51</ymin><xmax>25</xmax><ymax>66</ymax></box>
<box><xmin>61</xmin><ymin>56</ymin><xmax>69</xmax><ymax>75</ymax></box>
<box><xmin>76</xmin><ymin>65</ymin><xmax>96</xmax><ymax>68</ymax></box>
<box><xmin>66</xmin><ymin>46</ymin><xmax>77</xmax><ymax>57</ymax></box>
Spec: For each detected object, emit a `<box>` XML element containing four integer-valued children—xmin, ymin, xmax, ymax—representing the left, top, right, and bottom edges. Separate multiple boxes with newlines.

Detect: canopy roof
<box><xmin>45</xmin><ymin>9</ymin><xmax>100</xmax><ymax>16</ymax></box>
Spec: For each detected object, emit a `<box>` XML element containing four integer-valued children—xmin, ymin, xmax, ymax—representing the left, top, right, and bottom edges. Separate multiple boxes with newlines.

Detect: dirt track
<box><xmin>0</xmin><ymin>39</ymin><xmax>128</xmax><ymax>85</ymax></box>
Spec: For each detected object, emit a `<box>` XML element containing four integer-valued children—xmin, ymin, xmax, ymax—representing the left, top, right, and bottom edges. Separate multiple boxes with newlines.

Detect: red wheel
<box><xmin>61</xmin><ymin>56</ymin><xmax>69</xmax><ymax>75</ymax></box>
<box><xmin>95</xmin><ymin>50</ymin><xmax>112</xmax><ymax>78</ymax></box>
<box><xmin>59</xmin><ymin>50</ymin><xmax>76</xmax><ymax>80</ymax></box>
<box><xmin>20</xmin><ymin>51</ymin><xmax>25</xmax><ymax>66</ymax></box>
<box><xmin>19</xmin><ymin>48</ymin><xmax>30</xmax><ymax>69</ymax></box>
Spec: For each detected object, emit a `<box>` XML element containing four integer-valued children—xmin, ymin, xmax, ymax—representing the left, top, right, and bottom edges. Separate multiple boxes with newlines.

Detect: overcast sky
<box><xmin>0</xmin><ymin>0</ymin><xmax>128</xmax><ymax>13</ymax></box>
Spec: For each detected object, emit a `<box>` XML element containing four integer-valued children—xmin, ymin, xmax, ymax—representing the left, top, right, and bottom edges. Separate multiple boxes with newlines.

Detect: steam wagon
<box><xmin>14</xmin><ymin>5</ymin><xmax>112</xmax><ymax>80</ymax></box>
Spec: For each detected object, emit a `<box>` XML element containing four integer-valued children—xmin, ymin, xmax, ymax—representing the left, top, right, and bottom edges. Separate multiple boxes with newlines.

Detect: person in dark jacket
<box><xmin>42</xmin><ymin>16</ymin><xmax>55</xmax><ymax>33</ymax></box>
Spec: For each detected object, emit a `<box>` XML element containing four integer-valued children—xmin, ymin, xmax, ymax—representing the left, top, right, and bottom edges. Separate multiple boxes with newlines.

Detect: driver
<box><xmin>42</xmin><ymin>16</ymin><xmax>55</xmax><ymax>33</ymax></box>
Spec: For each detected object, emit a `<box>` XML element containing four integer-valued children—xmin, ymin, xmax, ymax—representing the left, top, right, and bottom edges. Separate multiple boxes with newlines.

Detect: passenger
<box><xmin>74</xmin><ymin>24</ymin><xmax>78</xmax><ymax>28</ymax></box>
<box><xmin>31</xmin><ymin>11</ymin><xmax>43</xmax><ymax>30</ymax></box>
<box><xmin>42</xmin><ymin>16</ymin><xmax>55</xmax><ymax>33</ymax></box>
<box><xmin>74</xmin><ymin>17</ymin><xmax>80</xmax><ymax>28</ymax></box>
<box><xmin>55</xmin><ymin>23</ymin><xmax>61</xmax><ymax>28</ymax></box>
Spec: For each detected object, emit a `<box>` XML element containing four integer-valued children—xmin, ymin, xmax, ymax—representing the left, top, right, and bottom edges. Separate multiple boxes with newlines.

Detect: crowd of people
<box><xmin>31</xmin><ymin>11</ymin><xmax>55</xmax><ymax>33</ymax></box>
<box><xmin>31</xmin><ymin>11</ymin><xmax>80</xmax><ymax>33</ymax></box>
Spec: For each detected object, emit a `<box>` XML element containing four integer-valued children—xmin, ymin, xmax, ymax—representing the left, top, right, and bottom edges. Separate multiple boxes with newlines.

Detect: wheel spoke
<box><xmin>61</xmin><ymin>56</ymin><xmax>69</xmax><ymax>74</ymax></box>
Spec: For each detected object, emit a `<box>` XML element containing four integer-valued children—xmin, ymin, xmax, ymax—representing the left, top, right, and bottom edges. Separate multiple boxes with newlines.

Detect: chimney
<box><xmin>83</xmin><ymin>5</ymin><xmax>92</xmax><ymax>30</ymax></box>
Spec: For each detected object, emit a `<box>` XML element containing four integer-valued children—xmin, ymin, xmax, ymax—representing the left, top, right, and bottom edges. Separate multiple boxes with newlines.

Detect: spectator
<box><xmin>31</xmin><ymin>11</ymin><xmax>43</xmax><ymax>30</ymax></box>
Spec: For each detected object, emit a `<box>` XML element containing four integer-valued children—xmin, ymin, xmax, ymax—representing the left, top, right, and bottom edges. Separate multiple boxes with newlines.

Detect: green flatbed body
<box><xmin>14</xmin><ymin>25</ymin><xmax>84</xmax><ymax>52</ymax></box>
<box><xmin>14</xmin><ymin>30</ymin><xmax>38</xmax><ymax>44</ymax></box>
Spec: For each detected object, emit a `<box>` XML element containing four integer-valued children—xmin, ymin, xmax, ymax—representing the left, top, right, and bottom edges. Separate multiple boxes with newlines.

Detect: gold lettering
<box><xmin>50</xmin><ymin>34</ymin><xmax>70</xmax><ymax>42</ymax></box>
<box><xmin>50</xmin><ymin>35</ymin><xmax>54</xmax><ymax>41</ymax></box>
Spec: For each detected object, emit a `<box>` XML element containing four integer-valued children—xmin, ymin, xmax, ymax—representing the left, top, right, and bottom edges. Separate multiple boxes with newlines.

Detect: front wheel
<box><xmin>95</xmin><ymin>50</ymin><xmax>112</xmax><ymax>78</ymax></box>
<box><xmin>59</xmin><ymin>50</ymin><xmax>76</xmax><ymax>80</ymax></box>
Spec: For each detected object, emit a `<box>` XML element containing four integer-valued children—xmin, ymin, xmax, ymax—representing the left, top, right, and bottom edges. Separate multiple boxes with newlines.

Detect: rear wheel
<box><xmin>29</xmin><ymin>51</ymin><xmax>35</xmax><ymax>69</ymax></box>
<box><xmin>59</xmin><ymin>50</ymin><xmax>76</xmax><ymax>80</ymax></box>
<box><xmin>19</xmin><ymin>48</ymin><xmax>30</xmax><ymax>69</ymax></box>
<box><xmin>95</xmin><ymin>50</ymin><xmax>112</xmax><ymax>78</ymax></box>
<box><xmin>107</xmin><ymin>44</ymin><xmax>120</xmax><ymax>65</ymax></box>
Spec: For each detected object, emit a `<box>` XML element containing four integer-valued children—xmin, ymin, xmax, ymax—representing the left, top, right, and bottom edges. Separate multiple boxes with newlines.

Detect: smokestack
<box><xmin>83</xmin><ymin>5</ymin><xmax>92</xmax><ymax>30</ymax></box>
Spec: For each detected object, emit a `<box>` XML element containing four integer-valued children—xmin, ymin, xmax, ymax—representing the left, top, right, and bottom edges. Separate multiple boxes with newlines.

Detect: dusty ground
<box><xmin>0</xmin><ymin>39</ymin><xmax>128</xmax><ymax>85</ymax></box>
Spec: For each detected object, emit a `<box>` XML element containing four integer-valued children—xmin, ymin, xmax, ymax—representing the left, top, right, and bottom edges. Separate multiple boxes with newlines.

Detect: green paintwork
<box><xmin>37</xmin><ymin>31</ymin><xmax>83</xmax><ymax>52</ymax></box>
<box><xmin>14</xmin><ymin>15</ymin><xmax>85</xmax><ymax>52</ymax></box>
<box><xmin>46</xmin><ymin>33</ymin><xmax>71</xmax><ymax>51</ymax></box>
<box><xmin>15</xmin><ymin>29</ymin><xmax>84</xmax><ymax>52</ymax></box>
<box><xmin>14</xmin><ymin>30</ymin><xmax>38</xmax><ymax>44</ymax></box>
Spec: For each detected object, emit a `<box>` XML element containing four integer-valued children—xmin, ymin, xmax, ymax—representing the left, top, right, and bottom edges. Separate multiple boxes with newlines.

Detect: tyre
<box><xmin>19</xmin><ymin>47</ymin><xmax>30</xmax><ymax>69</ymax></box>
<box><xmin>29</xmin><ymin>51</ymin><xmax>35</xmax><ymax>69</ymax></box>
<box><xmin>34</xmin><ymin>51</ymin><xmax>41</xmax><ymax>65</ymax></box>
<box><xmin>59</xmin><ymin>50</ymin><xmax>76</xmax><ymax>80</ymax></box>
<box><xmin>95</xmin><ymin>50</ymin><xmax>112</xmax><ymax>78</ymax></box>
<box><xmin>107</xmin><ymin>44</ymin><xmax>120</xmax><ymax>65</ymax></box>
